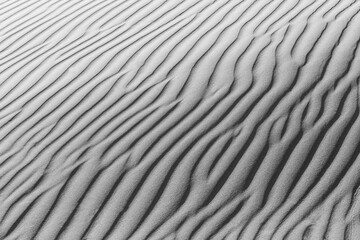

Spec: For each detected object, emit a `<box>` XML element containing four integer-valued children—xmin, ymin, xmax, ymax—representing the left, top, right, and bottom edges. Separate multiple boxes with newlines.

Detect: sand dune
<box><xmin>1</xmin><ymin>0</ymin><xmax>360</xmax><ymax>239</ymax></box>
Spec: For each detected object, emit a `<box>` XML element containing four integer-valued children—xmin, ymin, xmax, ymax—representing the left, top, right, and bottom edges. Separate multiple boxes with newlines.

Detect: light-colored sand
<box><xmin>1</xmin><ymin>0</ymin><xmax>360</xmax><ymax>239</ymax></box>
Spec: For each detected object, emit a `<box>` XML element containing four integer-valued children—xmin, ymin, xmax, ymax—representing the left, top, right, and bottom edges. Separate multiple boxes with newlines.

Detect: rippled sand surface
<box><xmin>1</xmin><ymin>0</ymin><xmax>360</xmax><ymax>239</ymax></box>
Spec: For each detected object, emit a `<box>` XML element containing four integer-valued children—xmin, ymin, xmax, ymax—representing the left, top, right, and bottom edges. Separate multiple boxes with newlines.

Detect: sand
<box><xmin>1</xmin><ymin>0</ymin><xmax>360</xmax><ymax>239</ymax></box>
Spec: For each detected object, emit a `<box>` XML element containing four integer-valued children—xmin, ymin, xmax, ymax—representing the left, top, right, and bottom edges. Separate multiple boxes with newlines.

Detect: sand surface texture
<box><xmin>1</xmin><ymin>0</ymin><xmax>360</xmax><ymax>239</ymax></box>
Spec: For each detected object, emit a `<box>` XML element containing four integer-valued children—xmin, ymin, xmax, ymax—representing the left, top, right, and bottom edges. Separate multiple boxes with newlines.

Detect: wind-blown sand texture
<box><xmin>1</xmin><ymin>0</ymin><xmax>360</xmax><ymax>239</ymax></box>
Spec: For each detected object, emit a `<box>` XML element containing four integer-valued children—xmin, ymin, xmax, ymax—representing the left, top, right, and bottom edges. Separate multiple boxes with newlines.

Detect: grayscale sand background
<box><xmin>1</xmin><ymin>0</ymin><xmax>360</xmax><ymax>239</ymax></box>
